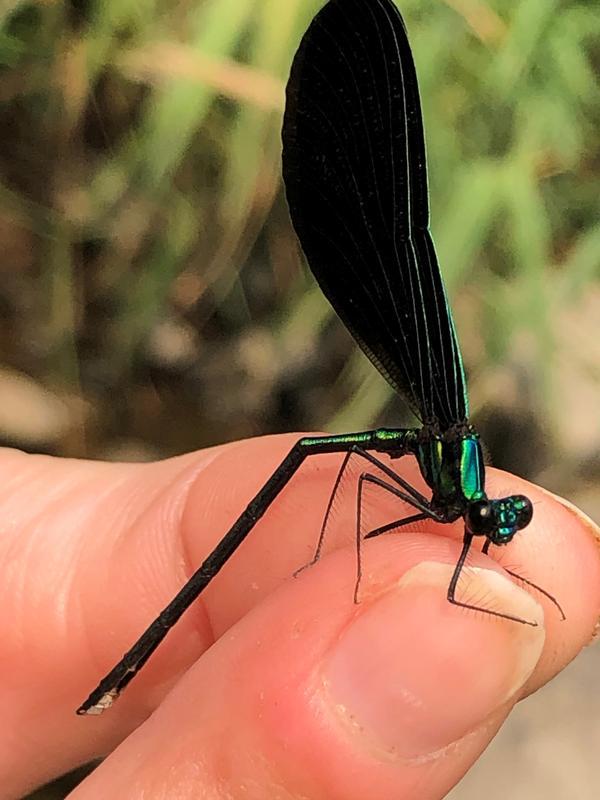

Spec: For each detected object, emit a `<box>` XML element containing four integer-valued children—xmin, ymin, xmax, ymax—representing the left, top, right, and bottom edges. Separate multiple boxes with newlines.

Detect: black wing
<box><xmin>282</xmin><ymin>0</ymin><xmax>468</xmax><ymax>428</ymax></box>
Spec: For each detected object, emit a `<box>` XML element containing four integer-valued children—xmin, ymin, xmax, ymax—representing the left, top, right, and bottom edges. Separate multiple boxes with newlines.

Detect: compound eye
<box><xmin>513</xmin><ymin>495</ymin><xmax>533</xmax><ymax>529</ymax></box>
<box><xmin>466</xmin><ymin>499</ymin><xmax>495</xmax><ymax>535</ymax></box>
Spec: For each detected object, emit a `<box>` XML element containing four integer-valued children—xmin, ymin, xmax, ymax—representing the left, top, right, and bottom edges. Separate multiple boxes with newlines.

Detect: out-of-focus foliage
<box><xmin>0</xmin><ymin>0</ymin><xmax>598</xmax><ymax>483</ymax></box>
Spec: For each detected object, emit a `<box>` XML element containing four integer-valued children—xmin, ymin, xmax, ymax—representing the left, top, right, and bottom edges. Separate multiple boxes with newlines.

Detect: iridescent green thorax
<box><xmin>417</xmin><ymin>431</ymin><xmax>485</xmax><ymax>510</ymax></box>
<box><xmin>459</xmin><ymin>436</ymin><xmax>485</xmax><ymax>501</ymax></box>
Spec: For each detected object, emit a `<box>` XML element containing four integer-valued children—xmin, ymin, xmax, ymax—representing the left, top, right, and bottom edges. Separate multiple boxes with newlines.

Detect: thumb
<box><xmin>71</xmin><ymin>534</ymin><xmax>544</xmax><ymax>800</ymax></box>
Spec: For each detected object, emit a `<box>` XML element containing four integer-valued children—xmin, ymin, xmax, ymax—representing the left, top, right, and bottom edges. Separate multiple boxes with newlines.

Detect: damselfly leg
<box><xmin>481</xmin><ymin>540</ymin><xmax>565</xmax><ymax>620</ymax></box>
<box><xmin>294</xmin><ymin>445</ymin><xmax>432</xmax><ymax>578</ymax></box>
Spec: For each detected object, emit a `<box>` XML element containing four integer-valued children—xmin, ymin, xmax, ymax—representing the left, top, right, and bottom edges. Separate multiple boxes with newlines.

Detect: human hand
<box><xmin>2</xmin><ymin>434</ymin><xmax>599</xmax><ymax>799</ymax></box>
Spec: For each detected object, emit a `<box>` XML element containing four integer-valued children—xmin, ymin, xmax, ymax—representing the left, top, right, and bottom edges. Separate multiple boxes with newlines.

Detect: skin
<box><xmin>1</xmin><ymin>433</ymin><xmax>599</xmax><ymax>800</ymax></box>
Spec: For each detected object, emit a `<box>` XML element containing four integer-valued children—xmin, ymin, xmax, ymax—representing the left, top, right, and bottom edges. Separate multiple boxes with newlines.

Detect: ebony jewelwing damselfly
<box><xmin>78</xmin><ymin>0</ymin><xmax>562</xmax><ymax>716</ymax></box>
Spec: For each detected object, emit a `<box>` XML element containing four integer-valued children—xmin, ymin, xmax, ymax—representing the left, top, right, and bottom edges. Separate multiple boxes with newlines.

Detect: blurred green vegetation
<box><xmin>0</xmin><ymin>2</ymin><xmax>598</xmax><ymax>792</ymax></box>
<box><xmin>1</xmin><ymin>0</ymin><xmax>598</xmax><ymax>464</ymax></box>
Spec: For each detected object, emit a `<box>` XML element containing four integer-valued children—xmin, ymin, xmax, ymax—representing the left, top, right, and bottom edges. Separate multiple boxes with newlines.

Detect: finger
<box><xmin>70</xmin><ymin>531</ymin><xmax>550</xmax><ymax>800</ymax></box>
<box><xmin>3</xmin><ymin>434</ymin><xmax>385</xmax><ymax>794</ymax></box>
<box><xmin>0</xmin><ymin>445</ymin><xmax>211</xmax><ymax>797</ymax></box>
<box><xmin>479</xmin><ymin>474</ymin><xmax>600</xmax><ymax>694</ymax></box>
<box><xmin>2</xmin><ymin>436</ymin><xmax>599</xmax><ymax>796</ymax></box>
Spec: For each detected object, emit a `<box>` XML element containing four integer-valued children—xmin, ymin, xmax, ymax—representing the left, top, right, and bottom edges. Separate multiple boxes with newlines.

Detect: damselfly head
<box><xmin>466</xmin><ymin>495</ymin><xmax>533</xmax><ymax>545</ymax></box>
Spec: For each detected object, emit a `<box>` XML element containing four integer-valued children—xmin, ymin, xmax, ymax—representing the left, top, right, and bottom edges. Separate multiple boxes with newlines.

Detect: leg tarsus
<box><xmin>447</xmin><ymin>532</ymin><xmax>539</xmax><ymax>627</ymax></box>
<box><xmin>353</xmin><ymin>473</ymin><xmax>438</xmax><ymax>603</ymax></box>
<box><xmin>482</xmin><ymin>540</ymin><xmax>565</xmax><ymax>621</ymax></box>
<box><xmin>353</xmin><ymin>472</ymin><xmax>368</xmax><ymax>604</ymax></box>
<box><xmin>293</xmin><ymin>449</ymin><xmax>354</xmax><ymax>577</ymax></box>
<box><xmin>503</xmin><ymin>567</ymin><xmax>566</xmax><ymax>621</ymax></box>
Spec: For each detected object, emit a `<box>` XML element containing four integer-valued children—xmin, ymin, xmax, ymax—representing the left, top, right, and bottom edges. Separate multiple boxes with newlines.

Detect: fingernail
<box><xmin>321</xmin><ymin>562</ymin><xmax>545</xmax><ymax>760</ymax></box>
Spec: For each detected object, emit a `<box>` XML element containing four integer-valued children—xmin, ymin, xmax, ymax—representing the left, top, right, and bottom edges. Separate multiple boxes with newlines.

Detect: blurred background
<box><xmin>0</xmin><ymin>0</ymin><xmax>597</xmax><ymax>797</ymax></box>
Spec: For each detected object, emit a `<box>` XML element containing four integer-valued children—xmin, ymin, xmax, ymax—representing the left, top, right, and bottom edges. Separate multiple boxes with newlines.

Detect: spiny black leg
<box><xmin>447</xmin><ymin>532</ymin><xmax>538</xmax><ymax>627</ymax></box>
<box><xmin>353</xmin><ymin>446</ymin><xmax>431</xmax><ymax>506</ymax></box>
<box><xmin>354</xmin><ymin>472</ymin><xmax>368</xmax><ymax>603</ymax></box>
<box><xmin>293</xmin><ymin>449</ymin><xmax>353</xmax><ymax>577</ymax></box>
<box><xmin>358</xmin><ymin>471</ymin><xmax>435</xmax><ymax>517</ymax></box>
<box><xmin>365</xmin><ymin>512</ymin><xmax>431</xmax><ymax>540</ymax></box>
<box><xmin>447</xmin><ymin>531</ymin><xmax>474</xmax><ymax>607</ymax></box>
<box><xmin>482</xmin><ymin>540</ymin><xmax>565</xmax><ymax>620</ymax></box>
<box><xmin>502</xmin><ymin>568</ymin><xmax>566</xmax><ymax>620</ymax></box>
<box><xmin>353</xmin><ymin>472</ymin><xmax>437</xmax><ymax>603</ymax></box>
<box><xmin>294</xmin><ymin>445</ymin><xmax>430</xmax><ymax>577</ymax></box>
